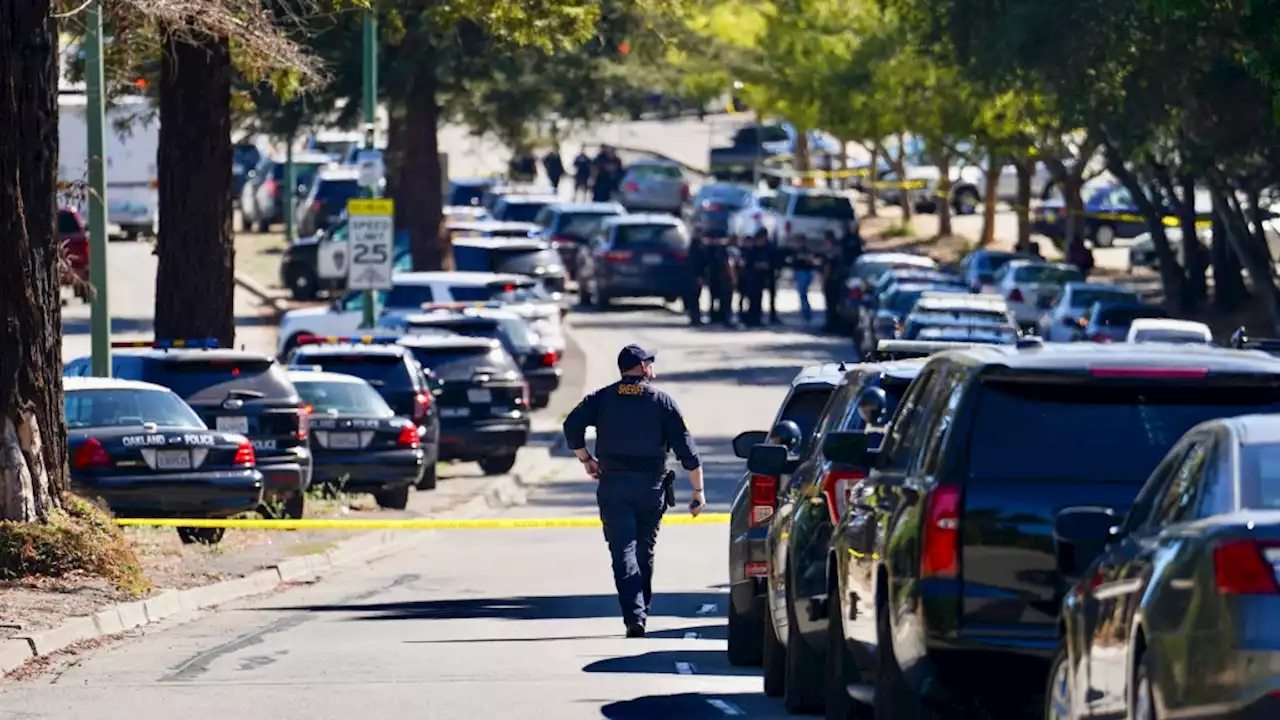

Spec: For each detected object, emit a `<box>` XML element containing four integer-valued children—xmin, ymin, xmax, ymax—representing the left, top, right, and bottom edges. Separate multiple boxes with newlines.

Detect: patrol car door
<box><xmin>324</xmin><ymin>290</ymin><xmax>377</xmax><ymax>336</ymax></box>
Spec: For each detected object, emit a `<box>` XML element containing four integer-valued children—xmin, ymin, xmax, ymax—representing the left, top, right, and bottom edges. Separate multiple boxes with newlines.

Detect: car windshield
<box><xmin>406</xmin><ymin>346</ymin><xmax>516</xmax><ymax>381</ymax></box>
<box><xmin>887</xmin><ymin>290</ymin><xmax>928</xmax><ymax>316</ymax></box>
<box><xmin>555</xmin><ymin>213</ymin><xmax>615</xmax><ymax>240</ymax></box>
<box><xmin>1013</xmin><ymin>264</ymin><xmax>1084</xmax><ymax>284</ymax></box>
<box><xmin>146</xmin><ymin>357</ymin><xmax>290</xmax><ymax>402</ymax></box>
<box><xmin>630</xmin><ymin>164</ymin><xmax>683</xmax><ymax>179</ymax></box>
<box><xmin>615</xmin><ymin>224</ymin><xmax>688</xmax><ymax>249</ymax></box>
<box><xmin>295</xmin><ymin>380</ymin><xmax>393</xmax><ymax>416</ymax></box>
<box><xmin>698</xmin><ymin>187</ymin><xmax>752</xmax><ymax>206</ymax></box>
<box><xmin>793</xmin><ymin>194</ymin><xmax>855</xmax><ymax>219</ymax></box>
<box><xmin>498</xmin><ymin>202</ymin><xmax>549</xmax><ymax>223</ymax></box>
<box><xmin>290</xmin><ymin>354</ymin><xmax>410</xmax><ymax>389</ymax></box>
<box><xmin>65</xmin><ymin>388</ymin><xmax>206</xmax><ymax>429</ymax></box>
<box><xmin>1132</xmin><ymin>329</ymin><xmax>1210</xmax><ymax>344</ymax></box>
<box><xmin>1095</xmin><ymin>305</ymin><xmax>1168</xmax><ymax>327</ymax></box>
<box><xmin>449</xmin><ymin>282</ymin><xmax>548</xmax><ymax>303</ymax></box>
<box><xmin>384</xmin><ymin>285</ymin><xmax>437</xmax><ymax>309</ymax></box>
<box><xmin>1074</xmin><ymin>289</ymin><xmax>1139</xmax><ymax>309</ymax></box>
<box><xmin>777</xmin><ymin>387</ymin><xmax>834</xmax><ymax>455</ymax></box>
<box><xmin>969</xmin><ymin>383</ymin><xmax>1280</xmax><ymax>483</ymax></box>
<box><xmin>856</xmin><ymin>260</ymin><xmax>934</xmax><ymax>282</ymax></box>
<box><xmin>316</xmin><ymin>178</ymin><xmax>361</xmax><ymax>204</ymax></box>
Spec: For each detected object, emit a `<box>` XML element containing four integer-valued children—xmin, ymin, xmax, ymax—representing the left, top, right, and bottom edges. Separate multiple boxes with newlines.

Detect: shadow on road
<box><xmin>658</xmin><ymin>365</ymin><xmax>807</xmax><ymax>386</ymax></box>
<box><xmin>269</xmin><ymin>591</ymin><xmax>727</xmax><ymax>622</ymax></box>
<box><xmin>399</xmin><ymin>622</ymin><xmax>726</xmax><ymax>644</ymax></box>
<box><xmin>600</xmin><ymin>693</ymin><xmax>776</xmax><ymax>719</ymax></box>
<box><xmin>584</xmin><ymin>649</ymin><xmax>756</xmax><ymax>677</ymax></box>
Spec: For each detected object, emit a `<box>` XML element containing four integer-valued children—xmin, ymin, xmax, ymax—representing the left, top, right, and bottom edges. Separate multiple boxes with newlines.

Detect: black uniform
<box><xmin>562</xmin><ymin>347</ymin><xmax>700</xmax><ymax>631</ymax></box>
<box><xmin>686</xmin><ymin>237</ymin><xmax>709</xmax><ymax>325</ymax></box>
<box><xmin>543</xmin><ymin>151</ymin><xmax>564</xmax><ymax>190</ymax></box>
<box><xmin>764</xmin><ymin>243</ymin><xmax>782</xmax><ymax>323</ymax></box>
<box><xmin>741</xmin><ymin>243</ymin><xmax>771</xmax><ymax>326</ymax></box>
<box><xmin>708</xmin><ymin>243</ymin><xmax>740</xmax><ymax>325</ymax></box>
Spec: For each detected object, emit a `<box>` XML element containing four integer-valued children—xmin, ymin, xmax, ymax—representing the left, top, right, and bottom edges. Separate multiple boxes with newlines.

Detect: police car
<box><xmin>396</xmin><ymin>335</ymin><xmax>531</xmax><ymax>475</ymax></box>
<box><xmin>276</xmin><ymin>271</ymin><xmax>554</xmax><ymax>355</ymax></box>
<box><xmin>65</xmin><ymin>376</ymin><xmax>262</xmax><ymax>545</ymax></box>
<box><xmin>286</xmin><ymin>370</ymin><xmax>425</xmax><ymax>509</ymax></box>
<box><xmin>380</xmin><ymin>307</ymin><xmax>562</xmax><ymax>408</ymax></box>
<box><xmin>65</xmin><ymin>339</ymin><xmax>313</xmax><ymax>519</ymax></box>
<box><xmin>284</xmin><ymin>335</ymin><xmax>441</xmax><ymax>490</ymax></box>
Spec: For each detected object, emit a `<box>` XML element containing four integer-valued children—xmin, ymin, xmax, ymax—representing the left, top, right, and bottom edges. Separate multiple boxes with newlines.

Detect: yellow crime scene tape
<box><xmin>116</xmin><ymin>513</ymin><xmax>732</xmax><ymax>530</ymax></box>
<box><xmin>1036</xmin><ymin>206</ymin><xmax>1212</xmax><ymax>229</ymax></box>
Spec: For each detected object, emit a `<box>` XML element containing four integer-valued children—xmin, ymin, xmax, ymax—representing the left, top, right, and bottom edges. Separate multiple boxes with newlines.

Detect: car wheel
<box><xmin>1092</xmin><ymin>224</ymin><xmax>1116</xmax><ymax>248</ymax></box>
<box><xmin>282</xmin><ymin>492</ymin><xmax>305</xmax><ymax>520</ymax></box>
<box><xmin>1132</xmin><ymin>650</ymin><xmax>1156</xmax><ymax>720</ymax></box>
<box><xmin>289</xmin><ymin>268</ymin><xmax>318</xmax><ymax>301</ymax></box>
<box><xmin>177</xmin><ymin>526</ymin><xmax>225</xmax><ymax>545</ymax></box>
<box><xmin>479</xmin><ymin>453</ymin><xmax>517</xmax><ymax>475</ymax></box>
<box><xmin>1045</xmin><ymin>644</ymin><xmax>1073</xmax><ymax>720</ymax></box>
<box><xmin>594</xmin><ymin>286</ymin><xmax>611</xmax><ymax>309</ymax></box>
<box><xmin>953</xmin><ymin>187</ymin><xmax>980</xmax><ymax>215</ymax></box>
<box><xmin>531</xmin><ymin>394</ymin><xmax>551</xmax><ymax>410</ymax></box>
<box><xmin>239</xmin><ymin>210</ymin><xmax>252</xmax><ymax>232</ymax></box>
<box><xmin>874</xmin><ymin>599</ymin><xmax>941</xmax><ymax>720</ymax></box>
<box><xmin>375</xmin><ymin>484</ymin><xmax>411</xmax><ymax>510</ymax></box>
<box><xmin>256</xmin><ymin>218</ymin><xmax>271</xmax><ymax>233</ymax></box>
<box><xmin>416</xmin><ymin>462</ymin><xmax>438</xmax><ymax>491</ymax></box>
<box><xmin>727</xmin><ymin>595</ymin><xmax>764</xmax><ymax>667</ymax></box>
<box><xmin>784</xmin><ymin>594</ymin><xmax>825</xmax><ymax>713</ymax></box>
<box><xmin>762</xmin><ymin>607</ymin><xmax>786</xmax><ymax>697</ymax></box>
<box><xmin>577</xmin><ymin>279</ymin><xmax>594</xmax><ymax>307</ymax></box>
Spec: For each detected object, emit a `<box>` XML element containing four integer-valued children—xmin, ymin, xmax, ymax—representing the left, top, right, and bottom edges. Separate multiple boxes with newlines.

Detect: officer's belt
<box><xmin>598</xmin><ymin>455</ymin><xmax>666</xmax><ymax>474</ymax></box>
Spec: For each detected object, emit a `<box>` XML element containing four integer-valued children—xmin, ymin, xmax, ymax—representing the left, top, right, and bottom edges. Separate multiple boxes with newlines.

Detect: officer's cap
<box><xmin>617</xmin><ymin>344</ymin><xmax>656</xmax><ymax>373</ymax></box>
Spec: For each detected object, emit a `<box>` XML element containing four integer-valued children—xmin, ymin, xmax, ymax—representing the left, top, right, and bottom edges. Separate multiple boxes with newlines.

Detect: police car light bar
<box><xmin>294</xmin><ymin>334</ymin><xmax>401</xmax><ymax>346</ymax></box>
<box><xmin>110</xmin><ymin>339</ymin><xmax>220</xmax><ymax>349</ymax></box>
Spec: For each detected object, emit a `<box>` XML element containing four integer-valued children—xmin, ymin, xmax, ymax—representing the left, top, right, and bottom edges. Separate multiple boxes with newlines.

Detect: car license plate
<box><xmin>328</xmin><ymin>432</ymin><xmax>360</xmax><ymax>450</ymax></box>
<box><xmin>216</xmin><ymin>416</ymin><xmax>249</xmax><ymax>433</ymax></box>
<box><xmin>156</xmin><ymin>450</ymin><xmax>191</xmax><ymax>470</ymax></box>
<box><xmin>467</xmin><ymin>389</ymin><xmax>492</xmax><ymax>404</ymax></box>
<box><xmin>642</xmin><ymin>254</ymin><xmax>663</xmax><ymax>265</ymax></box>
<box><xmin>441</xmin><ymin>407</ymin><xmax>470</xmax><ymax>418</ymax></box>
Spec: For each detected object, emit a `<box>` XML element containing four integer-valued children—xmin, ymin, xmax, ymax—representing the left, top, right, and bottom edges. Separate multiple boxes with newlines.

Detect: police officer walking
<box><xmin>562</xmin><ymin>346</ymin><xmax>706</xmax><ymax>638</ymax></box>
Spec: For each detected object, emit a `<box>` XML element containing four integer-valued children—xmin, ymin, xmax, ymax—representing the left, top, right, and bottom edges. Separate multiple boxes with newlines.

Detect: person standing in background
<box><xmin>821</xmin><ymin>233</ymin><xmax>846</xmax><ymax>333</ymax></box>
<box><xmin>791</xmin><ymin>235</ymin><xmax>818</xmax><ymax>325</ymax></box>
<box><xmin>544</xmin><ymin>149</ymin><xmax>564</xmax><ymax>193</ymax></box>
<box><xmin>753</xmin><ymin>228</ymin><xmax>781</xmax><ymax>324</ymax></box>
<box><xmin>573</xmin><ymin>151</ymin><xmax>592</xmax><ymax>201</ymax></box>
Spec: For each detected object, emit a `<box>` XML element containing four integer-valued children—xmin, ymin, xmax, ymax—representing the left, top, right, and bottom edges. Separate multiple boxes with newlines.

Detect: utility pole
<box><xmin>86</xmin><ymin>0</ymin><xmax>111</xmax><ymax>376</ymax></box>
<box><xmin>283</xmin><ymin>137</ymin><xmax>296</xmax><ymax>244</ymax></box>
<box><xmin>359</xmin><ymin>9</ymin><xmax>378</xmax><ymax>330</ymax></box>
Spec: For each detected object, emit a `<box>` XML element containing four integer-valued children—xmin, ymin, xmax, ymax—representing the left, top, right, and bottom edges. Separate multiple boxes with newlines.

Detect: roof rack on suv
<box><xmin>1229</xmin><ymin>326</ymin><xmax>1280</xmax><ymax>355</ymax></box>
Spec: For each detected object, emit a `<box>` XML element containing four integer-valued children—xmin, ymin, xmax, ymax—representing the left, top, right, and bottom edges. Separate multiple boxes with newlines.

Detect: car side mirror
<box><xmin>733</xmin><ymin>430</ymin><xmax>769</xmax><ymax>459</ymax></box>
<box><xmin>822</xmin><ymin>431</ymin><xmax>870</xmax><ymax>466</ymax></box>
<box><xmin>1055</xmin><ymin>505</ymin><xmax>1120</xmax><ymax>578</ymax></box>
<box><xmin>747</xmin><ymin>444</ymin><xmax>788</xmax><ymax>476</ymax></box>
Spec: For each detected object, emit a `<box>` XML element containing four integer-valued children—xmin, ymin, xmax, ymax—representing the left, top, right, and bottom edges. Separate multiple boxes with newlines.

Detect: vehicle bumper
<box><xmin>910</xmin><ymin>624</ymin><xmax>1057</xmax><ymax>710</ymax></box>
<box><xmin>601</xmin><ymin>276</ymin><xmax>690</xmax><ymax>299</ymax></box>
<box><xmin>731</xmin><ymin>576</ymin><xmax>768</xmax><ymax>621</ymax></box>
<box><xmin>439</xmin><ymin>420</ymin><xmax>530</xmax><ymax>461</ymax></box>
<box><xmin>256</xmin><ymin>449</ymin><xmax>313</xmax><ymax>500</ymax></box>
<box><xmin>71</xmin><ymin>469</ymin><xmax>264</xmax><ymax>518</ymax></box>
<box><xmin>311</xmin><ymin>448</ymin><xmax>425</xmax><ymax>492</ymax></box>
<box><xmin>525</xmin><ymin>367</ymin><xmax>562</xmax><ymax>399</ymax></box>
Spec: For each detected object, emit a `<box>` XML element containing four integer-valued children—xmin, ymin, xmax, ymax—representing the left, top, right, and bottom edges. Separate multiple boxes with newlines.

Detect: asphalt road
<box><xmin>16</xmin><ymin>292</ymin><xmax>846</xmax><ymax>719</ymax></box>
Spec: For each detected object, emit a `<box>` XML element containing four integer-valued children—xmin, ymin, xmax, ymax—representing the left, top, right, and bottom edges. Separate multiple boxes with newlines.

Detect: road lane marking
<box><xmin>675</xmin><ymin>661</ymin><xmax>696</xmax><ymax>674</ymax></box>
<box><xmin>115</xmin><ymin>513</ymin><xmax>731</xmax><ymax>530</ymax></box>
<box><xmin>684</xmin><ymin>631</ymin><xmax>699</xmax><ymax>639</ymax></box>
<box><xmin>696</xmin><ymin>603</ymin><xmax>717</xmax><ymax>615</ymax></box>
<box><xmin>706</xmin><ymin>699</ymin><xmax>745</xmax><ymax>715</ymax></box>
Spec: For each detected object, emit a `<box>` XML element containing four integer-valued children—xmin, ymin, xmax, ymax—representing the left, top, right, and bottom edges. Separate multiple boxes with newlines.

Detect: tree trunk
<box><xmin>894</xmin><ymin>133</ymin><xmax>911</xmax><ymax>223</ymax></box>
<box><xmin>384</xmin><ymin>103</ymin><xmax>408</xmax><ymax>229</ymax></box>
<box><xmin>935</xmin><ymin>148</ymin><xmax>953</xmax><ymax>237</ymax></box>
<box><xmin>1061</xmin><ymin>174</ymin><xmax>1085</xmax><ymax>252</ymax></box>
<box><xmin>1015</xmin><ymin>160</ymin><xmax>1032</xmax><ymax>251</ymax></box>
<box><xmin>403</xmin><ymin>48</ymin><xmax>447</xmax><ymax>271</ymax></box>
<box><xmin>1210</xmin><ymin>192</ymin><xmax>1247</xmax><ymax>311</ymax></box>
<box><xmin>866</xmin><ymin>141</ymin><xmax>879</xmax><ymax>217</ymax></box>
<box><xmin>1109</xmin><ymin>160</ymin><xmax>1185</xmax><ymax>310</ymax></box>
<box><xmin>980</xmin><ymin>154</ymin><xmax>998</xmax><ymax>247</ymax></box>
<box><xmin>0</xmin><ymin>0</ymin><xmax>64</xmax><ymax>522</ymax></box>
<box><xmin>792</xmin><ymin>130</ymin><xmax>811</xmax><ymax>177</ymax></box>
<box><xmin>1176</xmin><ymin>175</ymin><xmax>1206</xmax><ymax>312</ymax></box>
<box><xmin>154</xmin><ymin>31</ymin><xmax>234</xmax><ymax>347</ymax></box>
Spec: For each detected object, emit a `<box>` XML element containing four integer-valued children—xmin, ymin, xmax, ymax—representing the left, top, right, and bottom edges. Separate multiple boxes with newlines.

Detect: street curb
<box><xmin>0</xmin><ymin>446</ymin><xmax>567</xmax><ymax>679</ymax></box>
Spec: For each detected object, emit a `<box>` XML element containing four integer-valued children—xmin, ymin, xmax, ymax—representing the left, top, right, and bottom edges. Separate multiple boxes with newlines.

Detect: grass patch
<box><xmin>880</xmin><ymin>223</ymin><xmax>914</xmax><ymax>239</ymax></box>
<box><xmin>0</xmin><ymin>494</ymin><xmax>150</xmax><ymax>596</ymax></box>
<box><xmin>234</xmin><ymin>232</ymin><xmax>287</xmax><ymax>291</ymax></box>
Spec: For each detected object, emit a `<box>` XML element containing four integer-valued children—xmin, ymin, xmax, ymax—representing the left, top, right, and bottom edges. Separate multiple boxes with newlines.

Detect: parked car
<box><xmin>490</xmin><ymin>194</ymin><xmax>560</xmax><ymax>223</ymax></box>
<box><xmin>955</xmin><ymin>249</ymin><xmax>1035</xmax><ymax>292</ymax></box>
<box><xmin>295</xmin><ymin>167</ymin><xmax>367</xmax><ymax>237</ymax></box>
<box><xmin>770</xmin><ymin>187</ymin><xmax>858</xmax><ymax>253</ymax></box>
<box><xmin>576</xmin><ymin>215</ymin><xmax>692</xmax><ymax>307</ymax></box>
<box><xmin>1078</xmin><ymin>300</ymin><xmax>1170</xmax><ymax>343</ymax></box>
<box><xmin>726</xmin><ymin>188</ymin><xmax>779</xmax><ymax>239</ymax></box>
<box><xmin>687</xmin><ymin>183</ymin><xmax>755</xmax><ymax>238</ymax></box>
<box><xmin>617</xmin><ymin>159</ymin><xmax>690</xmax><ymax>214</ymax></box>
<box><xmin>1036</xmin><ymin>282</ymin><xmax>1140</xmax><ymax>342</ymax></box>
<box><xmin>1032</xmin><ymin>182</ymin><xmax>1212</xmax><ymax>248</ymax></box>
<box><xmin>860</xmin><ymin>282</ymin><xmax>968</xmax><ymax>353</ymax></box>
<box><xmin>1126</xmin><ymin>317</ymin><xmax>1213</xmax><ymax>344</ymax></box>
<box><xmin>452</xmin><ymin>236</ymin><xmax>568</xmax><ymax>295</ymax></box>
<box><xmin>532</xmin><ymin>201</ymin><xmax>627</xmax><ymax>278</ymax></box>
<box><xmin>59</xmin><ymin>206</ymin><xmax>90</xmax><ymax>301</ymax></box>
<box><xmin>991</xmin><ymin>259</ymin><xmax>1085</xmax><ymax>332</ymax></box>
<box><xmin>838</xmin><ymin>252</ymin><xmax>938</xmax><ymax>333</ymax></box>
<box><xmin>239</xmin><ymin>152</ymin><xmax>332</xmax><ymax>232</ymax></box>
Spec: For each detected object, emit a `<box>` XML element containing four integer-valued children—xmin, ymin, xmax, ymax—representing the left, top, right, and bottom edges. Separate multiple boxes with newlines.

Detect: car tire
<box><xmin>531</xmin><ymin>394</ymin><xmax>551</xmax><ymax>410</ymax></box>
<box><xmin>375</xmin><ymin>484</ymin><xmax>411</xmax><ymax>510</ymax></box>
<box><xmin>479</xmin><ymin>453</ymin><xmax>517</xmax><ymax>475</ymax></box>
<box><xmin>762</xmin><ymin>607</ymin><xmax>786</xmax><ymax>697</ymax></box>
<box><xmin>289</xmin><ymin>268</ymin><xmax>318</xmax><ymax>301</ymax></box>
<box><xmin>256</xmin><ymin>218</ymin><xmax>271</xmax><ymax>233</ymax></box>
<box><xmin>727</xmin><ymin>596</ymin><xmax>764</xmax><ymax>667</ymax></box>
<box><xmin>1132</xmin><ymin>650</ymin><xmax>1156</xmax><ymax>720</ymax></box>
<box><xmin>283</xmin><ymin>492</ymin><xmax>305</xmax><ymax>520</ymax></box>
<box><xmin>826</xmin><ymin>584</ymin><xmax>871</xmax><ymax>720</ymax></box>
<box><xmin>1092</xmin><ymin>224</ymin><xmax>1117</xmax><ymax>248</ymax></box>
<box><xmin>952</xmin><ymin>187</ymin><xmax>980</xmax><ymax>215</ymax></box>
<box><xmin>874</xmin><ymin>599</ymin><xmax>941</xmax><ymax>720</ymax></box>
<box><xmin>785</xmin><ymin>594</ymin><xmax>825</xmax><ymax>714</ymax></box>
<box><xmin>177</xmin><ymin>526</ymin><xmax>225</xmax><ymax>545</ymax></box>
<box><xmin>594</xmin><ymin>286</ymin><xmax>611</xmax><ymax>309</ymax></box>
<box><xmin>417</xmin><ymin>463</ymin><xmax>438</xmax><ymax>491</ymax></box>
<box><xmin>239</xmin><ymin>210</ymin><xmax>252</xmax><ymax>232</ymax></box>
<box><xmin>1045</xmin><ymin>644</ymin><xmax>1073</xmax><ymax>720</ymax></box>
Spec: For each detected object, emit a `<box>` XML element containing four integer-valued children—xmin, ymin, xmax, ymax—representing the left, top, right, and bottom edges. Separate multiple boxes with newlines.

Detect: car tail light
<box><xmin>921</xmin><ymin>486</ymin><xmax>961</xmax><ymax>578</ymax></box>
<box><xmin>822</xmin><ymin>468</ymin><xmax>867</xmax><ymax>524</ymax></box>
<box><xmin>603</xmin><ymin>250</ymin><xmax>633</xmax><ymax>263</ymax></box>
<box><xmin>264</xmin><ymin>177</ymin><xmax>278</xmax><ymax>196</ymax></box>
<box><xmin>297</xmin><ymin>403</ymin><xmax>310</xmax><ymax>440</ymax></box>
<box><xmin>1008</xmin><ymin>288</ymin><xmax>1024</xmax><ymax>303</ymax></box>
<box><xmin>701</xmin><ymin>201</ymin><xmax>723</xmax><ymax>212</ymax></box>
<box><xmin>73</xmin><ymin>438</ymin><xmax>111</xmax><ymax>469</ymax></box>
<box><xmin>396</xmin><ymin>424</ymin><xmax>421</xmax><ymax>448</ymax></box>
<box><xmin>412</xmin><ymin>391</ymin><xmax>431</xmax><ymax>421</ymax></box>
<box><xmin>1214</xmin><ymin>540</ymin><xmax>1280</xmax><ymax>594</ymax></box>
<box><xmin>848</xmin><ymin>286</ymin><xmax>863</xmax><ymax>301</ymax></box>
<box><xmin>519</xmin><ymin>381</ymin><xmax>531</xmax><ymax>407</ymax></box>
<box><xmin>1090</xmin><ymin>333</ymin><xmax>1113</xmax><ymax>343</ymax></box>
<box><xmin>681</xmin><ymin>184</ymin><xmax>690</xmax><ymax>200</ymax></box>
<box><xmin>745</xmin><ymin>561</ymin><xmax>768</xmax><ymax>578</ymax></box>
<box><xmin>233</xmin><ymin>441</ymin><xmax>256</xmax><ymax>467</ymax></box>
<box><xmin>749</xmin><ymin>473</ymin><xmax>777</xmax><ymax>525</ymax></box>
<box><xmin>624</xmin><ymin>181</ymin><xmax>640</xmax><ymax>193</ymax></box>
<box><xmin>540</xmin><ymin>350</ymin><xmax>558</xmax><ymax>367</ymax></box>
<box><xmin>784</xmin><ymin>221</ymin><xmax>792</xmax><ymax>236</ymax></box>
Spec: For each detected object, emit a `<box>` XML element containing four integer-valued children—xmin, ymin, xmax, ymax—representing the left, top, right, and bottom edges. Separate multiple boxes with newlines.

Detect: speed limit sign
<box><xmin>345</xmin><ymin>198</ymin><xmax>395</xmax><ymax>290</ymax></box>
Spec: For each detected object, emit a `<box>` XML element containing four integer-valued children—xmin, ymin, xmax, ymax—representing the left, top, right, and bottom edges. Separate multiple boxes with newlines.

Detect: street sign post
<box><xmin>345</xmin><ymin>198</ymin><xmax>395</xmax><ymax>292</ymax></box>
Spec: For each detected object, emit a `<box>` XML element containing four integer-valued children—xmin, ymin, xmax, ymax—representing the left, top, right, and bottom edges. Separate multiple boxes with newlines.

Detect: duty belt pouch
<box><xmin>662</xmin><ymin>469</ymin><xmax>677</xmax><ymax>509</ymax></box>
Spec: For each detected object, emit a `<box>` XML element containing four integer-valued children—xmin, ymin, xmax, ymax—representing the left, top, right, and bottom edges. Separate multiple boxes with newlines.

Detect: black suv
<box><xmin>824</xmin><ymin>343</ymin><xmax>1280</xmax><ymax>720</ymax></box>
<box><xmin>532</xmin><ymin>202</ymin><xmax>626</xmax><ymax>279</ymax></box>
<box><xmin>752</xmin><ymin>360</ymin><xmax>922</xmax><ymax>714</ymax></box>
<box><xmin>66</xmin><ymin>342</ymin><xmax>313</xmax><ymax>518</ymax></box>
<box><xmin>397</xmin><ymin>335</ymin><xmax>531</xmax><ymax>475</ymax></box>
<box><xmin>284</xmin><ymin>339</ymin><xmax>441</xmax><ymax>490</ymax></box>
<box><xmin>453</xmin><ymin>237</ymin><xmax>568</xmax><ymax>294</ymax></box>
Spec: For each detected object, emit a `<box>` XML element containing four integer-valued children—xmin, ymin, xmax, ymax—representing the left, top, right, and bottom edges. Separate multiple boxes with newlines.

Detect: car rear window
<box><xmin>65</xmin><ymin>389</ymin><xmax>205</xmax><ymax>429</ymax></box>
<box><xmin>697</xmin><ymin>187</ymin><xmax>752</xmax><ymax>206</ymax></box>
<box><xmin>295</xmin><ymin>380</ymin><xmax>393</xmax><ymax>416</ymax></box>
<box><xmin>406</xmin><ymin>346</ymin><xmax>517</xmax><ymax>381</ymax></box>
<box><xmin>449</xmin><ymin>281</ymin><xmax>546</xmax><ymax>303</ymax></box>
<box><xmin>1096</xmin><ymin>305</ymin><xmax>1168</xmax><ymax>327</ymax></box>
<box><xmin>778</xmin><ymin>387</ymin><xmax>834</xmax><ymax>452</ymax></box>
<box><xmin>452</xmin><ymin>246</ymin><xmax>496</xmax><ymax>272</ymax></box>
<box><xmin>491</xmin><ymin>247</ymin><xmax>561</xmax><ymax>274</ymax></box>
<box><xmin>792</xmin><ymin>194</ymin><xmax>855</xmax><ymax>219</ymax></box>
<box><xmin>498</xmin><ymin>202</ymin><xmax>548</xmax><ymax>223</ymax></box>
<box><xmin>616</xmin><ymin>224</ymin><xmax>688</xmax><ymax>249</ymax></box>
<box><xmin>630</xmin><ymin>164</ymin><xmax>684</xmax><ymax>180</ymax></box>
<box><xmin>857</xmin><ymin>260</ymin><xmax>934</xmax><ymax>282</ymax></box>
<box><xmin>291</xmin><ymin>354</ymin><xmax>411</xmax><ymax>389</ymax></box>
<box><xmin>384</xmin><ymin>284</ymin><xmax>436</xmax><ymax>308</ymax></box>
<box><xmin>1074</xmin><ymin>289</ymin><xmax>1138</xmax><ymax>309</ymax></box>
<box><xmin>969</xmin><ymin>382</ymin><xmax>1280</xmax><ymax>483</ymax></box>
<box><xmin>1132</xmin><ymin>329</ymin><xmax>1209</xmax><ymax>344</ymax></box>
<box><xmin>317</xmin><ymin>178</ymin><xmax>361</xmax><ymax>203</ymax></box>
<box><xmin>554</xmin><ymin>213</ymin><xmax>615</xmax><ymax>239</ymax></box>
<box><xmin>145</xmin><ymin>357</ymin><xmax>295</xmax><ymax>402</ymax></box>
<box><xmin>1238</xmin><ymin>443</ymin><xmax>1280</xmax><ymax>510</ymax></box>
<box><xmin>1013</xmin><ymin>265</ymin><xmax>1083</xmax><ymax>284</ymax></box>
